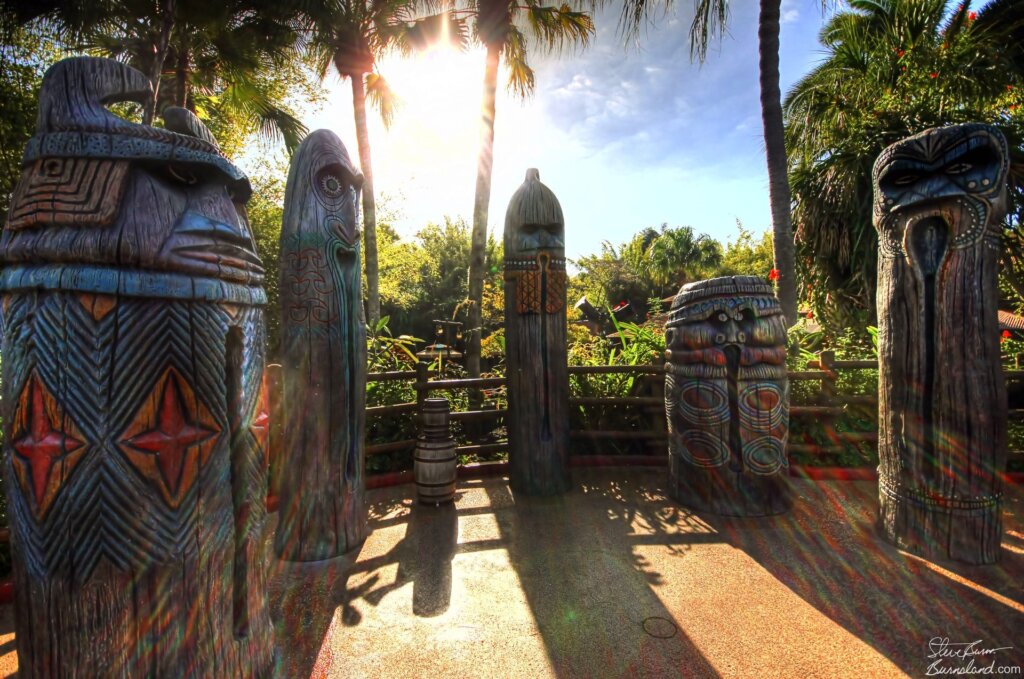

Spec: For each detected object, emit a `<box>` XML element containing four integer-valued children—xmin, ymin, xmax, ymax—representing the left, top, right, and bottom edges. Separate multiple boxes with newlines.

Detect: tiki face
<box><xmin>283</xmin><ymin>129</ymin><xmax>364</xmax><ymax>254</ymax></box>
<box><xmin>2</xmin><ymin>57</ymin><xmax>262</xmax><ymax>289</ymax></box>
<box><xmin>504</xmin><ymin>169</ymin><xmax>567</xmax><ymax>316</ymax></box>
<box><xmin>504</xmin><ymin>168</ymin><xmax>565</xmax><ymax>258</ymax></box>
<box><xmin>873</xmin><ymin>123</ymin><xmax>1008</xmax><ymax>261</ymax></box>
<box><xmin>666</xmin><ymin>277</ymin><xmax>788</xmax><ymax>475</ymax></box>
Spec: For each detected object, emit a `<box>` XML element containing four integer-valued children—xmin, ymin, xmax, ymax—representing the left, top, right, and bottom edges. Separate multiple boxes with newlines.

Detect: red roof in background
<box><xmin>999</xmin><ymin>310</ymin><xmax>1024</xmax><ymax>331</ymax></box>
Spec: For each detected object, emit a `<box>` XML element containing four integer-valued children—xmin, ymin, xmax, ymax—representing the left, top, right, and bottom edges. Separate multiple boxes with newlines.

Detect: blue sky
<box><xmin>266</xmin><ymin>1</ymin><xmax>835</xmax><ymax>260</ymax></box>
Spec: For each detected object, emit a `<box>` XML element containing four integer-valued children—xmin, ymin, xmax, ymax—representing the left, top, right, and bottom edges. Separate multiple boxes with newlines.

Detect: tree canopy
<box><xmin>785</xmin><ymin>0</ymin><xmax>1024</xmax><ymax>330</ymax></box>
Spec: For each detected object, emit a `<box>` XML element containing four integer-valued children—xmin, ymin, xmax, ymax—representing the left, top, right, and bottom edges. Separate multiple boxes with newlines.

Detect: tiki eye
<box><xmin>945</xmin><ymin>162</ymin><xmax>972</xmax><ymax>174</ymax></box>
<box><xmin>891</xmin><ymin>173</ymin><xmax>919</xmax><ymax>186</ymax></box>
<box><xmin>718</xmin><ymin>313</ymin><xmax>729</xmax><ymax>322</ymax></box>
<box><xmin>318</xmin><ymin>171</ymin><xmax>345</xmax><ymax>199</ymax></box>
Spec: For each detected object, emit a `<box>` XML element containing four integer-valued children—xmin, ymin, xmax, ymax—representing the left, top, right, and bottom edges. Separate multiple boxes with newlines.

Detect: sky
<box><xmin>247</xmin><ymin>1</ymin><xmax>834</xmax><ymax>260</ymax></box>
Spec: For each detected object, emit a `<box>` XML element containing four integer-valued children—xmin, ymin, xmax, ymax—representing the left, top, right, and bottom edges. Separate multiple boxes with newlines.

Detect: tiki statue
<box><xmin>873</xmin><ymin>123</ymin><xmax>1009</xmax><ymax>564</ymax></box>
<box><xmin>665</xmin><ymin>276</ymin><xmax>790</xmax><ymax>516</ymax></box>
<box><xmin>503</xmin><ymin>169</ymin><xmax>570</xmax><ymax>495</ymax></box>
<box><xmin>274</xmin><ymin>129</ymin><xmax>368</xmax><ymax>561</ymax></box>
<box><xmin>0</xmin><ymin>57</ymin><xmax>272</xmax><ymax>676</ymax></box>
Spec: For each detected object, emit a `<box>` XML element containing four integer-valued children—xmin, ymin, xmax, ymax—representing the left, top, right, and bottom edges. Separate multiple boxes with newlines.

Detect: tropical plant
<box><xmin>304</xmin><ymin>1</ymin><xmax>466</xmax><ymax>328</ymax></box>
<box><xmin>452</xmin><ymin>0</ymin><xmax>595</xmax><ymax>383</ymax></box>
<box><xmin>10</xmin><ymin>0</ymin><xmax>313</xmax><ymax>152</ymax></box>
<box><xmin>785</xmin><ymin>0</ymin><xmax>1024</xmax><ymax>331</ymax></box>
<box><xmin>617</xmin><ymin>0</ymin><xmax>802</xmax><ymax>325</ymax></box>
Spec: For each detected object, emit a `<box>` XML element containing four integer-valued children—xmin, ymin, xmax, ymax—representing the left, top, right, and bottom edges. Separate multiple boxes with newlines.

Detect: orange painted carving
<box><xmin>10</xmin><ymin>374</ymin><xmax>87</xmax><ymax>519</ymax></box>
<box><xmin>119</xmin><ymin>367</ymin><xmax>220</xmax><ymax>507</ymax></box>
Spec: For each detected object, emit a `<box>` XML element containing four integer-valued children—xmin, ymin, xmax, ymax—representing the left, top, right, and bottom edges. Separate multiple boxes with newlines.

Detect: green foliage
<box><xmin>785</xmin><ymin>0</ymin><xmax>1024</xmax><ymax>333</ymax></box>
<box><xmin>718</xmin><ymin>221</ymin><xmax>775</xmax><ymax>278</ymax></box>
<box><xmin>787</xmin><ymin>324</ymin><xmax>879</xmax><ymax>468</ymax></box>
<box><xmin>0</xmin><ymin>17</ymin><xmax>65</xmax><ymax>219</ymax></box>
<box><xmin>246</xmin><ymin>160</ymin><xmax>286</xmax><ymax>359</ymax></box>
<box><xmin>573</xmin><ymin>224</ymin><xmax>724</xmax><ymax>319</ymax></box>
<box><xmin>374</xmin><ymin>216</ymin><xmax>503</xmax><ymax>346</ymax></box>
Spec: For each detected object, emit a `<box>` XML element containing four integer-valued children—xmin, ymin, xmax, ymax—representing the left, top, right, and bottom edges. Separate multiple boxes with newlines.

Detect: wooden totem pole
<box><xmin>665</xmin><ymin>276</ymin><xmax>790</xmax><ymax>516</ymax></box>
<box><xmin>0</xmin><ymin>57</ymin><xmax>273</xmax><ymax>676</ymax></box>
<box><xmin>503</xmin><ymin>169</ymin><xmax>570</xmax><ymax>495</ymax></box>
<box><xmin>873</xmin><ymin>123</ymin><xmax>1009</xmax><ymax>564</ymax></box>
<box><xmin>274</xmin><ymin>129</ymin><xmax>368</xmax><ymax>561</ymax></box>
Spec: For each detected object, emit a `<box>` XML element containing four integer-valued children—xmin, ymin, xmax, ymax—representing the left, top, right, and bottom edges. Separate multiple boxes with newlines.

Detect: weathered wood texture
<box><xmin>273</xmin><ymin>129</ymin><xmax>368</xmax><ymax>561</ymax></box>
<box><xmin>872</xmin><ymin>123</ymin><xmax>1009</xmax><ymax>564</ymax></box>
<box><xmin>665</xmin><ymin>276</ymin><xmax>790</xmax><ymax>516</ymax></box>
<box><xmin>0</xmin><ymin>57</ymin><xmax>272</xmax><ymax>677</ymax></box>
<box><xmin>503</xmin><ymin>169</ymin><xmax>570</xmax><ymax>495</ymax></box>
<box><xmin>415</xmin><ymin>398</ymin><xmax>457</xmax><ymax>504</ymax></box>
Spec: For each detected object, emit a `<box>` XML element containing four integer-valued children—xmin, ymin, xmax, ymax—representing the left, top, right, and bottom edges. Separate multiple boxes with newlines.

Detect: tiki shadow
<box><xmin>346</xmin><ymin>499</ymin><xmax>460</xmax><ymax>618</ymax></box>
<box><xmin>265</xmin><ymin>515</ymin><xmax>370</xmax><ymax>679</ymax></box>
<box><xmin>491</xmin><ymin>469</ymin><xmax>722</xmax><ymax>678</ymax></box>
<box><xmin>702</xmin><ymin>479</ymin><xmax>1024</xmax><ymax>676</ymax></box>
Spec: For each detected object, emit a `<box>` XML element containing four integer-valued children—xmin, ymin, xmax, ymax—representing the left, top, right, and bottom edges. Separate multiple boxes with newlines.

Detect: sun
<box><xmin>374</xmin><ymin>43</ymin><xmax>487</xmax><ymax>168</ymax></box>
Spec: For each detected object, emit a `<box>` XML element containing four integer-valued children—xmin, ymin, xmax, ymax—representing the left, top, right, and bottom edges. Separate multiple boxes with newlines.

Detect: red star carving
<box><xmin>126</xmin><ymin>374</ymin><xmax>216</xmax><ymax>498</ymax></box>
<box><xmin>13</xmin><ymin>378</ymin><xmax>84</xmax><ymax>510</ymax></box>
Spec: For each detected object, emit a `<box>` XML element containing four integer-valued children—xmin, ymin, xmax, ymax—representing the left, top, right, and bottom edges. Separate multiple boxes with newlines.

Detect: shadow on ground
<box><xmin>261</xmin><ymin>469</ymin><xmax>1024</xmax><ymax>677</ymax></box>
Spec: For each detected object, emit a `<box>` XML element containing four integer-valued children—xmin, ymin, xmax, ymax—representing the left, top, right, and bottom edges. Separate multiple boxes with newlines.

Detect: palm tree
<box><xmin>306</xmin><ymin>2</ymin><xmax>465</xmax><ymax>328</ymax></box>
<box><xmin>456</xmin><ymin>0</ymin><xmax>594</xmax><ymax>381</ymax></box>
<box><xmin>12</xmin><ymin>0</ymin><xmax>309</xmax><ymax>147</ymax></box>
<box><xmin>619</xmin><ymin>0</ymin><xmax>803</xmax><ymax>326</ymax></box>
<box><xmin>785</xmin><ymin>0</ymin><xmax>1024</xmax><ymax>327</ymax></box>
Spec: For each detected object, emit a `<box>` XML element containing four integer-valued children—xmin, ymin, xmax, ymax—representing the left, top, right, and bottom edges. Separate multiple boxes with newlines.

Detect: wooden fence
<box><xmin>261</xmin><ymin>351</ymin><xmax>1024</xmax><ymax>490</ymax></box>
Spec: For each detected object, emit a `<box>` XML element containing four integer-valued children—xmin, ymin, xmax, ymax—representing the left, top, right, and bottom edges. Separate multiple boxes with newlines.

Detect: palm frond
<box><xmin>503</xmin><ymin>25</ymin><xmax>535</xmax><ymax>97</ymax></box>
<box><xmin>365</xmin><ymin>71</ymin><xmax>399</xmax><ymax>128</ymax></box>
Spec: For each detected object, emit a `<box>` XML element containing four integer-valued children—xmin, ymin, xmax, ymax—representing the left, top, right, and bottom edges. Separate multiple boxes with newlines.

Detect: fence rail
<box><xmin>269</xmin><ymin>353</ymin><xmax>1024</xmax><ymax>489</ymax></box>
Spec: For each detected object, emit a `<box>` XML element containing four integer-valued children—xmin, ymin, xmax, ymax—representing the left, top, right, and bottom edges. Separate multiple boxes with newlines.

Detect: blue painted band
<box><xmin>0</xmin><ymin>265</ymin><xmax>266</xmax><ymax>304</ymax></box>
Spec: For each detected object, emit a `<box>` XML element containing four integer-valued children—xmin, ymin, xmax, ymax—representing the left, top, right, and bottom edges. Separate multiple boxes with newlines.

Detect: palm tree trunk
<box><xmin>175</xmin><ymin>46</ymin><xmax>188</xmax><ymax>109</ymax></box>
<box><xmin>351</xmin><ymin>74</ymin><xmax>381</xmax><ymax>329</ymax></box>
<box><xmin>467</xmin><ymin>41</ymin><xmax>501</xmax><ymax>381</ymax></box>
<box><xmin>143</xmin><ymin>0</ymin><xmax>176</xmax><ymax>125</ymax></box>
<box><xmin>758</xmin><ymin>0</ymin><xmax>799</xmax><ymax>325</ymax></box>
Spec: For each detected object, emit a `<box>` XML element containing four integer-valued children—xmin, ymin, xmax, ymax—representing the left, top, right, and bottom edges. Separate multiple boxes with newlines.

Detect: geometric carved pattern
<box><xmin>118</xmin><ymin>366</ymin><xmax>219</xmax><ymax>508</ymax></box>
<box><xmin>78</xmin><ymin>293</ymin><xmax>118</xmax><ymax>322</ymax></box>
<box><xmin>507</xmin><ymin>255</ymin><xmax>567</xmax><ymax>315</ymax></box>
<box><xmin>7</xmin><ymin>158</ymin><xmax>130</xmax><ymax>230</ymax></box>
<box><xmin>10</xmin><ymin>373</ymin><xmax>88</xmax><ymax>519</ymax></box>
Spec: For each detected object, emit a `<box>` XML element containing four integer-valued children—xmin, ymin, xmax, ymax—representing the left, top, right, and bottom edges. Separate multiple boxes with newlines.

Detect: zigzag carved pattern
<box><xmin>4</xmin><ymin>292</ymin><xmax>245</xmax><ymax>580</ymax></box>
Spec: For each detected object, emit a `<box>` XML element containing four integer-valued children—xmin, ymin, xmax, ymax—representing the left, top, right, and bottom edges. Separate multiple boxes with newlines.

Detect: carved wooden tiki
<box><xmin>873</xmin><ymin>123</ymin><xmax>1009</xmax><ymax>564</ymax></box>
<box><xmin>504</xmin><ymin>169</ymin><xmax>570</xmax><ymax>495</ymax></box>
<box><xmin>0</xmin><ymin>57</ymin><xmax>272</xmax><ymax>676</ymax></box>
<box><xmin>274</xmin><ymin>130</ymin><xmax>368</xmax><ymax>561</ymax></box>
<box><xmin>665</xmin><ymin>276</ymin><xmax>790</xmax><ymax>516</ymax></box>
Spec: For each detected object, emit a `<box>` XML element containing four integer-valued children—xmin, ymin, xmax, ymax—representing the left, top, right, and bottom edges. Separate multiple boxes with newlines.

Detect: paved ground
<box><xmin>268</xmin><ymin>468</ymin><xmax>1024</xmax><ymax>679</ymax></box>
<box><xmin>0</xmin><ymin>468</ymin><xmax>1021</xmax><ymax>677</ymax></box>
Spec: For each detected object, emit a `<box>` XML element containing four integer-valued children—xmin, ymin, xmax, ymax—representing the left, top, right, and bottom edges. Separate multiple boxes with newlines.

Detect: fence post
<box><xmin>818</xmin><ymin>350</ymin><xmax>836</xmax><ymax>404</ymax></box>
<box><xmin>416</xmin><ymin>361</ymin><xmax>429</xmax><ymax>410</ymax></box>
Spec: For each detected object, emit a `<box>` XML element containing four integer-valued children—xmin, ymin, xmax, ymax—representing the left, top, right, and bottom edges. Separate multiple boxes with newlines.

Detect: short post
<box><xmin>665</xmin><ymin>276</ymin><xmax>791</xmax><ymax>516</ymax></box>
<box><xmin>416</xmin><ymin>398</ymin><xmax>457</xmax><ymax>504</ymax></box>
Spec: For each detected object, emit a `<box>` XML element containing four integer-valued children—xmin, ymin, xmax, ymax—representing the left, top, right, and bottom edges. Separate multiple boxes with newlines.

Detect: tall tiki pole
<box><xmin>503</xmin><ymin>169</ymin><xmax>570</xmax><ymax>496</ymax></box>
<box><xmin>873</xmin><ymin>123</ymin><xmax>1009</xmax><ymax>565</ymax></box>
<box><xmin>274</xmin><ymin>129</ymin><xmax>368</xmax><ymax>561</ymax></box>
<box><xmin>0</xmin><ymin>57</ymin><xmax>273</xmax><ymax>676</ymax></box>
<box><xmin>665</xmin><ymin>276</ymin><xmax>790</xmax><ymax>516</ymax></box>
